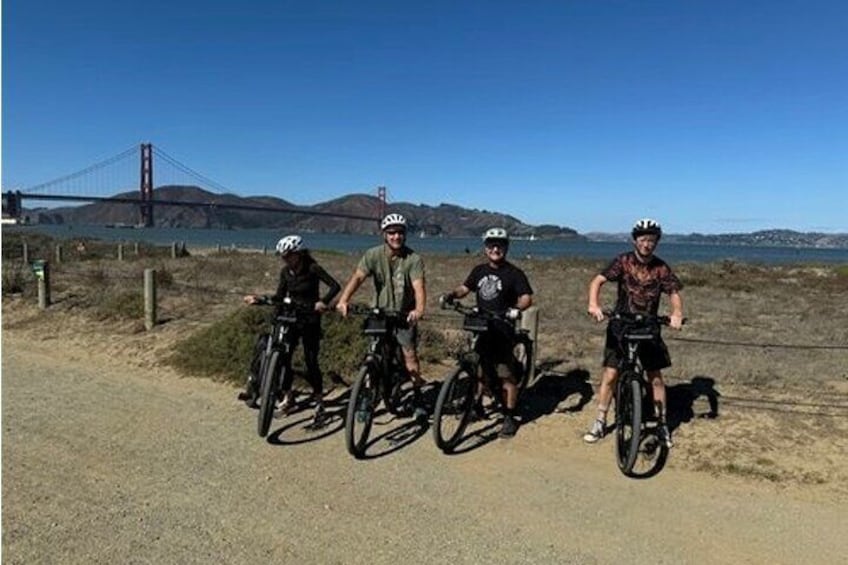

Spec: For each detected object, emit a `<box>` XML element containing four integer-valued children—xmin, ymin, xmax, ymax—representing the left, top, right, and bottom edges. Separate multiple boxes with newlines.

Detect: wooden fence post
<box><xmin>117</xmin><ymin>243</ymin><xmax>124</xmax><ymax>261</ymax></box>
<box><xmin>134</xmin><ymin>241</ymin><xmax>140</xmax><ymax>256</ymax></box>
<box><xmin>55</xmin><ymin>245</ymin><xmax>63</xmax><ymax>264</ymax></box>
<box><xmin>22</xmin><ymin>241</ymin><xmax>29</xmax><ymax>264</ymax></box>
<box><xmin>144</xmin><ymin>268</ymin><xmax>157</xmax><ymax>330</ymax></box>
<box><xmin>36</xmin><ymin>260</ymin><xmax>51</xmax><ymax>309</ymax></box>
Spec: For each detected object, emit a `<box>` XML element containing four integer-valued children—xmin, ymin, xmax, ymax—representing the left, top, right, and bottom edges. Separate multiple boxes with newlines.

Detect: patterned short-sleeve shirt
<box><xmin>602</xmin><ymin>252</ymin><xmax>682</xmax><ymax>315</ymax></box>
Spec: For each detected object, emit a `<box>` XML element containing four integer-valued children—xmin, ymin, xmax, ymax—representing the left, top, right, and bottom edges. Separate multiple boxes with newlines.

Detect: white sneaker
<box><xmin>658</xmin><ymin>425</ymin><xmax>674</xmax><ymax>448</ymax></box>
<box><xmin>583</xmin><ymin>419</ymin><xmax>606</xmax><ymax>443</ymax></box>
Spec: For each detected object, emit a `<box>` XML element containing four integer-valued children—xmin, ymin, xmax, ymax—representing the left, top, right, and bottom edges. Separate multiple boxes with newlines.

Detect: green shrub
<box><xmin>95</xmin><ymin>290</ymin><xmax>145</xmax><ymax>320</ymax></box>
<box><xmin>166</xmin><ymin>308</ymin><xmax>451</xmax><ymax>385</ymax></box>
<box><xmin>167</xmin><ymin>307</ymin><xmax>268</xmax><ymax>382</ymax></box>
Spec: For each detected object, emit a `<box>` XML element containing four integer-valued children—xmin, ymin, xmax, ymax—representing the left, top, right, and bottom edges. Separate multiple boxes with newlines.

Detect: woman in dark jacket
<box><xmin>240</xmin><ymin>234</ymin><xmax>341</xmax><ymax>424</ymax></box>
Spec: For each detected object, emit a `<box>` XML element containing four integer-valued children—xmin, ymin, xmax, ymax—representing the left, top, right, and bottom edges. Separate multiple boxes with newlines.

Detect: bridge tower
<box><xmin>377</xmin><ymin>185</ymin><xmax>386</xmax><ymax>220</ymax></box>
<box><xmin>139</xmin><ymin>143</ymin><xmax>154</xmax><ymax>227</ymax></box>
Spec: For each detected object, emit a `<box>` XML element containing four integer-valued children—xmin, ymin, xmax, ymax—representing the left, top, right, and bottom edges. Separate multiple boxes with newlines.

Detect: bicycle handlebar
<box><xmin>441</xmin><ymin>299</ymin><xmax>519</xmax><ymax>323</ymax></box>
<box><xmin>346</xmin><ymin>304</ymin><xmax>404</xmax><ymax>318</ymax></box>
<box><xmin>601</xmin><ymin>310</ymin><xmax>687</xmax><ymax>326</ymax></box>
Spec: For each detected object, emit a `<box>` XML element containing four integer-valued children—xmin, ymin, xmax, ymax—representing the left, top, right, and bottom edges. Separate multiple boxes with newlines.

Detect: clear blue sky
<box><xmin>3</xmin><ymin>0</ymin><xmax>846</xmax><ymax>234</ymax></box>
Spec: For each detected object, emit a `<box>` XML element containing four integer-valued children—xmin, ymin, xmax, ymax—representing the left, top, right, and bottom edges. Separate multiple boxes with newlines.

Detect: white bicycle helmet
<box><xmin>275</xmin><ymin>234</ymin><xmax>303</xmax><ymax>255</ymax></box>
<box><xmin>380</xmin><ymin>213</ymin><xmax>407</xmax><ymax>231</ymax></box>
<box><xmin>482</xmin><ymin>227</ymin><xmax>509</xmax><ymax>242</ymax></box>
<box><xmin>631</xmin><ymin>218</ymin><xmax>662</xmax><ymax>240</ymax></box>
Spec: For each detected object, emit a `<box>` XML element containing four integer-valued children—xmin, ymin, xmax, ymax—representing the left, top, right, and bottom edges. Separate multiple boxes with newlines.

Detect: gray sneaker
<box><xmin>583</xmin><ymin>419</ymin><xmax>606</xmax><ymax>443</ymax></box>
<box><xmin>658</xmin><ymin>425</ymin><xmax>674</xmax><ymax>448</ymax></box>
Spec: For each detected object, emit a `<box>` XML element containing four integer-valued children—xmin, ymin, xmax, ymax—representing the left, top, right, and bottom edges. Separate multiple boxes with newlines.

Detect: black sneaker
<box><xmin>499</xmin><ymin>415</ymin><xmax>518</xmax><ymax>438</ymax></box>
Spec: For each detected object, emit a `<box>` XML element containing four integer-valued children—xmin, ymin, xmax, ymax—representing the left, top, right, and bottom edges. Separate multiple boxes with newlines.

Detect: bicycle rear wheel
<box><xmin>257</xmin><ymin>350</ymin><xmax>283</xmax><ymax>438</ymax></box>
<box><xmin>432</xmin><ymin>366</ymin><xmax>476</xmax><ymax>453</ymax></box>
<box><xmin>615</xmin><ymin>373</ymin><xmax>643</xmax><ymax>475</ymax></box>
<box><xmin>345</xmin><ymin>363</ymin><xmax>380</xmax><ymax>459</ymax></box>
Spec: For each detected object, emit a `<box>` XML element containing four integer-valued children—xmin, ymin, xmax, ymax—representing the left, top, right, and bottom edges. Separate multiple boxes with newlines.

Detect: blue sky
<box><xmin>3</xmin><ymin>0</ymin><xmax>846</xmax><ymax>234</ymax></box>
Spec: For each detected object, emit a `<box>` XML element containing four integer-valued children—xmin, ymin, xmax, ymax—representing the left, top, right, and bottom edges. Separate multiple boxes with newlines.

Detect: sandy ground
<box><xmin>3</xmin><ymin>294</ymin><xmax>848</xmax><ymax>564</ymax></box>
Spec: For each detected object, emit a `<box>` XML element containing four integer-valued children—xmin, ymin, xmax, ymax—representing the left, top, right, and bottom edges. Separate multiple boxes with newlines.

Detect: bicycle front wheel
<box><xmin>432</xmin><ymin>366</ymin><xmax>476</xmax><ymax>453</ymax></box>
<box><xmin>257</xmin><ymin>350</ymin><xmax>283</xmax><ymax>438</ymax></box>
<box><xmin>345</xmin><ymin>363</ymin><xmax>380</xmax><ymax>459</ymax></box>
<box><xmin>615</xmin><ymin>373</ymin><xmax>643</xmax><ymax>475</ymax></box>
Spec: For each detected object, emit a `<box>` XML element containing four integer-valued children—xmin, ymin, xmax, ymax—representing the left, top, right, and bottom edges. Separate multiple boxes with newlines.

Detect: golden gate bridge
<box><xmin>2</xmin><ymin>143</ymin><xmax>388</xmax><ymax>226</ymax></box>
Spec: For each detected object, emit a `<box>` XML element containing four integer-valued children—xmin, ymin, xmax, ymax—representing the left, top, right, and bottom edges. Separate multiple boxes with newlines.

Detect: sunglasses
<box><xmin>485</xmin><ymin>241</ymin><xmax>508</xmax><ymax>250</ymax></box>
<box><xmin>385</xmin><ymin>229</ymin><xmax>406</xmax><ymax>236</ymax></box>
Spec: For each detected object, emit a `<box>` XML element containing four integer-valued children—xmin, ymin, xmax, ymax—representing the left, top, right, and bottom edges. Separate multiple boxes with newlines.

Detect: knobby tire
<box><xmin>257</xmin><ymin>350</ymin><xmax>282</xmax><ymax>438</ymax></box>
<box><xmin>432</xmin><ymin>366</ymin><xmax>476</xmax><ymax>452</ymax></box>
<box><xmin>345</xmin><ymin>363</ymin><xmax>380</xmax><ymax>459</ymax></box>
<box><xmin>616</xmin><ymin>374</ymin><xmax>643</xmax><ymax>475</ymax></box>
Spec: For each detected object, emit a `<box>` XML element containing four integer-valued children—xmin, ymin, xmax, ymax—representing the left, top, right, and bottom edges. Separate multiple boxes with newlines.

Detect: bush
<box><xmin>95</xmin><ymin>290</ymin><xmax>145</xmax><ymax>320</ymax></box>
<box><xmin>167</xmin><ymin>307</ymin><xmax>268</xmax><ymax>383</ymax></box>
<box><xmin>166</xmin><ymin>308</ymin><xmax>451</xmax><ymax>386</ymax></box>
<box><xmin>2</xmin><ymin>265</ymin><xmax>29</xmax><ymax>295</ymax></box>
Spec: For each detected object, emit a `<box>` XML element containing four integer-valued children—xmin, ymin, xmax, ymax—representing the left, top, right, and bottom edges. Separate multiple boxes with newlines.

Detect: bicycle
<box><xmin>604</xmin><ymin>310</ymin><xmax>684</xmax><ymax>476</ymax></box>
<box><xmin>251</xmin><ymin>296</ymin><xmax>303</xmax><ymax>438</ymax></box>
<box><xmin>432</xmin><ymin>300</ymin><xmax>533</xmax><ymax>453</ymax></box>
<box><xmin>344</xmin><ymin>305</ymin><xmax>416</xmax><ymax>459</ymax></box>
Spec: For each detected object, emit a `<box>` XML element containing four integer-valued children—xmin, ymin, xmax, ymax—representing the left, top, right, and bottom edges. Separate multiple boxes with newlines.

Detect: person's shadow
<box><xmin>666</xmin><ymin>375</ymin><xmax>720</xmax><ymax>432</ymax></box>
<box><xmin>520</xmin><ymin>365</ymin><xmax>594</xmax><ymax>424</ymax></box>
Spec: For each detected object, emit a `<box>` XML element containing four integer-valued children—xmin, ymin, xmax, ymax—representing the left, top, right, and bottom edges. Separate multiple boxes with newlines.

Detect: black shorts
<box><xmin>602</xmin><ymin>320</ymin><xmax>671</xmax><ymax>372</ymax></box>
<box><xmin>475</xmin><ymin>329</ymin><xmax>521</xmax><ymax>383</ymax></box>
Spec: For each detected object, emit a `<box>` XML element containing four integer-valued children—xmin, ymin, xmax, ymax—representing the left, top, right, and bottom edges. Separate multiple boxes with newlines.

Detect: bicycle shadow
<box><xmin>521</xmin><ymin>367</ymin><xmax>594</xmax><ymax>423</ymax></box>
<box><xmin>354</xmin><ymin>383</ymin><xmax>437</xmax><ymax>460</ymax></box>
<box><xmin>666</xmin><ymin>375</ymin><xmax>721</xmax><ymax>432</ymax></box>
<box><xmin>266</xmin><ymin>389</ymin><xmax>351</xmax><ymax>446</ymax></box>
<box><xmin>444</xmin><ymin>364</ymin><xmax>594</xmax><ymax>456</ymax></box>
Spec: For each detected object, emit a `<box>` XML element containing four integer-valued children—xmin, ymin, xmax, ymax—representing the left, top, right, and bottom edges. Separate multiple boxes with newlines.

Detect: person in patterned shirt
<box><xmin>583</xmin><ymin>218</ymin><xmax>684</xmax><ymax>448</ymax></box>
<box><xmin>440</xmin><ymin>227</ymin><xmax>533</xmax><ymax>438</ymax></box>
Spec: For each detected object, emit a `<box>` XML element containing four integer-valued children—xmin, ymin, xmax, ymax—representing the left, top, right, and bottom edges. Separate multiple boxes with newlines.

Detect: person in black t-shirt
<box><xmin>240</xmin><ymin>235</ymin><xmax>341</xmax><ymax>424</ymax></box>
<box><xmin>439</xmin><ymin>228</ymin><xmax>533</xmax><ymax>438</ymax></box>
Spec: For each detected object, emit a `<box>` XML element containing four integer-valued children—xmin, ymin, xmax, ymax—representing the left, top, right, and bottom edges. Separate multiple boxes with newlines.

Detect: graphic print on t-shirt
<box><xmin>478</xmin><ymin>274</ymin><xmax>503</xmax><ymax>301</ymax></box>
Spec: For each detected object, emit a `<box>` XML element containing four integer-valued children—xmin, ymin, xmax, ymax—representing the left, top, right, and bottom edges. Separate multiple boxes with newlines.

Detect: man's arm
<box><xmin>335</xmin><ymin>268</ymin><xmax>368</xmax><ymax>317</ymax></box>
<box><xmin>668</xmin><ymin>291</ymin><xmax>684</xmax><ymax>330</ymax></box>
<box><xmin>587</xmin><ymin>274</ymin><xmax>608</xmax><ymax>322</ymax></box>
<box><xmin>407</xmin><ymin>276</ymin><xmax>426</xmax><ymax>324</ymax></box>
<box><xmin>516</xmin><ymin>293</ymin><xmax>532</xmax><ymax>311</ymax></box>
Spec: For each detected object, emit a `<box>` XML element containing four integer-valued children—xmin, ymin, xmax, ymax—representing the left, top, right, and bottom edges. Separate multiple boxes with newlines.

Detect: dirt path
<box><xmin>3</xmin><ymin>331</ymin><xmax>847</xmax><ymax>564</ymax></box>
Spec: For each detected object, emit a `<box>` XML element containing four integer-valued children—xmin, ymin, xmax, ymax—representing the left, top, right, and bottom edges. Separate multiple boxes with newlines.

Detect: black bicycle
<box><xmin>432</xmin><ymin>300</ymin><xmax>533</xmax><ymax>453</ymax></box>
<box><xmin>344</xmin><ymin>305</ymin><xmax>414</xmax><ymax>459</ymax></box>
<box><xmin>253</xmin><ymin>297</ymin><xmax>302</xmax><ymax>438</ymax></box>
<box><xmin>605</xmin><ymin>311</ymin><xmax>684</xmax><ymax>476</ymax></box>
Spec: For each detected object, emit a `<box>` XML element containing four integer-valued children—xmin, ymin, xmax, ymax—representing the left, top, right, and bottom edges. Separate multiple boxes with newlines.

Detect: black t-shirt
<box><xmin>463</xmin><ymin>261</ymin><xmax>533</xmax><ymax>314</ymax></box>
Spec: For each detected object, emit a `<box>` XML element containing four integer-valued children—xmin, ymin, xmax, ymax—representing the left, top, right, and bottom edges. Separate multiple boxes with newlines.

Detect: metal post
<box><xmin>519</xmin><ymin>306</ymin><xmax>540</xmax><ymax>381</ymax></box>
<box><xmin>117</xmin><ymin>243</ymin><xmax>124</xmax><ymax>261</ymax></box>
<box><xmin>144</xmin><ymin>268</ymin><xmax>157</xmax><ymax>330</ymax></box>
<box><xmin>37</xmin><ymin>261</ymin><xmax>51</xmax><ymax>309</ymax></box>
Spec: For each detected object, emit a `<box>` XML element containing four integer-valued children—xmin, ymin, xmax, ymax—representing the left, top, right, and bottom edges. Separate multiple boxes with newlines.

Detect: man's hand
<box><xmin>407</xmin><ymin>309</ymin><xmax>423</xmax><ymax>325</ymax></box>
<box><xmin>314</xmin><ymin>301</ymin><xmax>328</xmax><ymax>313</ymax></box>
<box><xmin>669</xmin><ymin>313</ymin><xmax>684</xmax><ymax>330</ymax></box>
<box><xmin>439</xmin><ymin>293</ymin><xmax>454</xmax><ymax>308</ymax></box>
<box><xmin>587</xmin><ymin>304</ymin><xmax>605</xmax><ymax>322</ymax></box>
<box><xmin>505</xmin><ymin>307</ymin><xmax>521</xmax><ymax>321</ymax></box>
<box><xmin>244</xmin><ymin>294</ymin><xmax>260</xmax><ymax>305</ymax></box>
<box><xmin>336</xmin><ymin>301</ymin><xmax>349</xmax><ymax>318</ymax></box>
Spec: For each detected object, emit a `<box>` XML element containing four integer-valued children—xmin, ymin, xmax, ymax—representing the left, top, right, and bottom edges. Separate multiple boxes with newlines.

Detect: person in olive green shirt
<box><xmin>336</xmin><ymin>213</ymin><xmax>427</xmax><ymax>416</ymax></box>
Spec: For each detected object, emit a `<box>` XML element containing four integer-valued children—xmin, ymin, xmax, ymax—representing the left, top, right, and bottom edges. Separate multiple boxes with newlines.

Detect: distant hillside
<box><xmin>33</xmin><ymin>185</ymin><xmax>584</xmax><ymax>239</ymax></box>
<box><xmin>586</xmin><ymin>229</ymin><xmax>848</xmax><ymax>248</ymax></box>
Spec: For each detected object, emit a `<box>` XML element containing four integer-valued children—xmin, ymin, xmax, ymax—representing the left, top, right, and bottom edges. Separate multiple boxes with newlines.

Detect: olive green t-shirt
<box><xmin>357</xmin><ymin>244</ymin><xmax>425</xmax><ymax>313</ymax></box>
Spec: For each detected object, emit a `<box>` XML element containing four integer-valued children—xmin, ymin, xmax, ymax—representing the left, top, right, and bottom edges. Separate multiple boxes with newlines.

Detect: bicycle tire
<box><xmin>432</xmin><ymin>366</ymin><xmax>476</xmax><ymax>452</ymax></box>
<box><xmin>345</xmin><ymin>363</ymin><xmax>380</xmax><ymax>459</ymax></box>
<box><xmin>615</xmin><ymin>372</ymin><xmax>643</xmax><ymax>475</ymax></box>
<box><xmin>257</xmin><ymin>350</ymin><xmax>282</xmax><ymax>438</ymax></box>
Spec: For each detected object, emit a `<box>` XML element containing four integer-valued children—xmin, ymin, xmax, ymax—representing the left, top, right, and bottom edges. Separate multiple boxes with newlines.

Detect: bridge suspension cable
<box><xmin>24</xmin><ymin>145</ymin><xmax>139</xmax><ymax>194</ymax></box>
